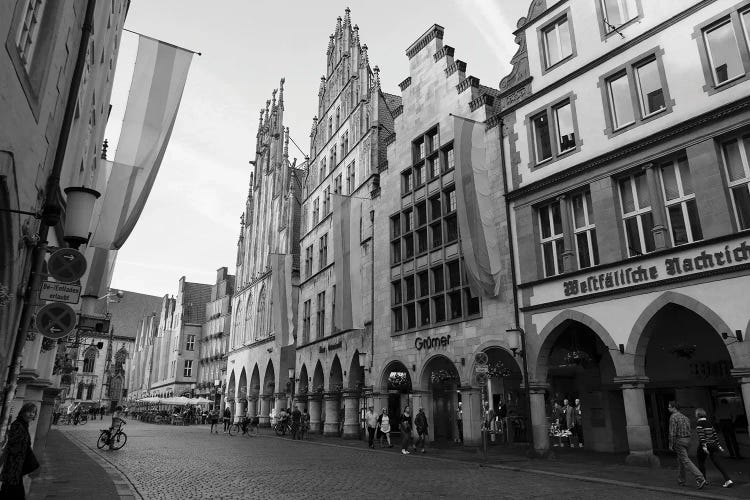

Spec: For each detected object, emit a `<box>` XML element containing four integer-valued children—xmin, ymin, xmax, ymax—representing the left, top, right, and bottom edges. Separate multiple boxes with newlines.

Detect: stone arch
<box><xmin>347</xmin><ymin>350</ymin><xmax>365</xmax><ymax>389</ymax></box>
<box><xmin>250</xmin><ymin>364</ymin><xmax>260</xmax><ymax>397</ymax></box>
<box><xmin>419</xmin><ymin>354</ymin><xmax>460</xmax><ymax>391</ymax></box>
<box><xmin>238</xmin><ymin>367</ymin><xmax>248</xmax><ymax>399</ymax></box>
<box><xmin>627</xmin><ymin>291</ymin><xmax>737</xmax><ymax>375</ymax></box>
<box><xmin>262</xmin><ymin>359</ymin><xmax>275</xmax><ymax>395</ymax></box>
<box><xmin>298</xmin><ymin>364</ymin><xmax>309</xmax><ymax>393</ymax></box>
<box><xmin>227</xmin><ymin>370</ymin><xmax>236</xmax><ymax>401</ymax></box>
<box><xmin>535</xmin><ymin>309</ymin><xmax>621</xmax><ymax>382</ymax></box>
<box><xmin>312</xmin><ymin>360</ymin><xmax>324</xmax><ymax>393</ymax></box>
<box><xmin>244</xmin><ymin>293</ymin><xmax>253</xmax><ymax>343</ymax></box>
<box><xmin>470</xmin><ymin>342</ymin><xmax>523</xmax><ymax>384</ymax></box>
<box><xmin>329</xmin><ymin>355</ymin><xmax>343</xmax><ymax>391</ymax></box>
<box><xmin>256</xmin><ymin>285</ymin><xmax>267</xmax><ymax>340</ymax></box>
<box><xmin>378</xmin><ymin>359</ymin><xmax>412</xmax><ymax>393</ymax></box>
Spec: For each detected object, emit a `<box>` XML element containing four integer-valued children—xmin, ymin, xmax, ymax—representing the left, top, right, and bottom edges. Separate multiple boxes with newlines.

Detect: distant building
<box><xmin>226</xmin><ymin>79</ymin><xmax>303</xmax><ymax>425</ymax></box>
<box><xmin>127</xmin><ymin>310</ymin><xmax>161</xmax><ymax>402</ymax></box>
<box><xmin>198</xmin><ymin>267</ymin><xmax>234</xmax><ymax>407</ymax></box>
<box><xmin>149</xmin><ymin>277</ymin><xmax>211</xmax><ymax>398</ymax></box>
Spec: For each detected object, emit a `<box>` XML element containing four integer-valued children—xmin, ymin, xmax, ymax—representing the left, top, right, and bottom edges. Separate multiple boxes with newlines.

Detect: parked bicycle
<box><xmin>274</xmin><ymin>418</ymin><xmax>292</xmax><ymax>436</ymax></box>
<box><xmin>97</xmin><ymin>422</ymin><xmax>127</xmax><ymax>450</ymax></box>
<box><xmin>73</xmin><ymin>414</ymin><xmax>88</xmax><ymax>426</ymax></box>
<box><xmin>229</xmin><ymin>416</ymin><xmax>259</xmax><ymax>437</ymax></box>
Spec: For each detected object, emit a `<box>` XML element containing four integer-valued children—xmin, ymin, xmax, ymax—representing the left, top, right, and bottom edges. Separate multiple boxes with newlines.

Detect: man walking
<box><xmin>455</xmin><ymin>402</ymin><xmax>463</xmax><ymax>444</ymax></box>
<box><xmin>291</xmin><ymin>405</ymin><xmax>302</xmax><ymax>440</ymax></box>
<box><xmin>668</xmin><ymin>401</ymin><xmax>706</xmax><ymax>489</ymax></box>
<box><xmin>715</xmin><ymin>398</ymin><xmax>741</xmax><ymax>459</ymax></box>
<box><xmin>415</xmin><ymin>407</ymin><xmax>428</xmax><ymax>453</ymax></box>
<box><xmin>365</xmin><ymin>406</ymin><xmax>378</xmax><ymax>449</ymax></box>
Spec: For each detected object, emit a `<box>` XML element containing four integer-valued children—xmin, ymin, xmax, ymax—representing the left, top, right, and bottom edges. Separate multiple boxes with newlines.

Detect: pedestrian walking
<box><xmin>377</xmin><ymin>408</ymin><xmax>392</xmax><ymax>448</ymax></box>
<box><xmin>365</xmin><ymin>406</ymin><xmax>378</xmax><ymax>449</ymax></box>
<box><xmin>695</xmin><ymin>408</ymin><xmax>733</xmax><ymax>488</ymax></box>
<box><xmin>400</xmin><ymin>406</ymin><xmax>413</xmax><ymax>455</ymax></box>
<box><xmin>100</xmin><ymin>406</ymin><xmax>105</xmax><ymax>420</ymax></box>
<box><xmin>668</xmin><ymin>401</ymin><xmax>706</xmax><ymax>489</ymax></box>
<box><xmin>209</xmin><ymin>408</ymin><xmax>219</xmax><ymax>434</ymax></box>
<box><xmin>291</xmin><ymin>405</ymin><xmax>302</xmax><ymax>440</ymax></box>
<box><xmin>573</xmin><ymin>398</ymin><xmax>584</xmax><ymax>448</ymax></box>
<box><xmin>415</xmin><ymin>407</ymin><xmax>428</xmax><ymax>453</ymax></box>
<box><xmin>715</xmin><ymin>398</ymin><xmax>742</xmax><ymax>459</ymax></box>
<box><xmin>222</xmin><ymin>406</ymin><xmax>232</xmax><ymax>433</ymax></box>
<box><xmin>301</xmin><ymin>409</ymin><xmax>310</xmax><ymax>440</ymax></box>
<box><xmin>0</xmin><ymin>402</ymin><xmax>40</xmax><ymax>499</ymax></box>
<box><xmin>455</xmin><ymin>402</ymin><xmax>464</xmax><ymax>444</ymax></box>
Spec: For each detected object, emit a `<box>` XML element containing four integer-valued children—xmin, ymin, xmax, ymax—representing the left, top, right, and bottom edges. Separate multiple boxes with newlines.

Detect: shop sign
<box><xmin>528</xmin><ymin>236</ymin><xmax>750</xmax><ymax>306</ymax></box>
<box><xmin>414</xmin><ymin>335</ymin><xmax>451</xmax><ymax>351</ymax></box>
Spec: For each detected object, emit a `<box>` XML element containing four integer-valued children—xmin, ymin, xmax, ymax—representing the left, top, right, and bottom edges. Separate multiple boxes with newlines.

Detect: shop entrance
<box><xmin>423</xmin><ymin>355</ymin><xmax>460</xmax><ymax>442</ymax></box>
<box><xmin>484</xmin><ymin>347</ymin><xmax>525</xmax><ymax>443</ymax></box>
<box><xmin>641</xmin><ymin>303</ymin><xmax>737</xmax><ymax>452</ymax></box>
<box><xmin>382</xmin><ymin>361</ymin><xmax>412</xmax><ymax>438</ymax></box>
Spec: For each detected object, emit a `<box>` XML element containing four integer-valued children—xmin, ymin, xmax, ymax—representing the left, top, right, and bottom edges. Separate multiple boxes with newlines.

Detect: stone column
<box><xmin>323</xmin><ymin>392</ymin><xmax>341</xmax><ymax>436</ymax></box>
<box><xmin>234</xmin><ymin>400</ymin><xmax>244</xmax><ymax>423</ymax></box>
<box><xmin>33</xmin><ymin>389</ymin><xmax>60</xmax><ymax>449</ymax></box>
<box><xmin>342</xmin><ymin>391</ymin><xmax>360</xmax><ymax>439</ymax></box>
<box><xmin>527</xmin><ymin>383</ymin><xmax>550</xmax><ymax>456</ymax></box>
<box><xmin>259</xmin><ymin>394</ymin><xmax>272</xmax><ymax>427</ymax></box>
<box><xmin>274</xmin><ymin>392</ymin><xmax>287</xmax><ymax>415</ymax></box>
<box><xmin>614</xmin><ymin>376</ymin><xmax>660</xmax><ymax>467</ymax></box>
<box><xmin>247</xmin><ymin>396</ymin><xmax>258</xmax><ymax>418</ymax></box>
<box><xmin>459</xmin><ymin>386</ymin><xmax>482</xmax><ymax>446</ymax></box>
<box><xmin>295</xmin><ymin>395</ymin><xmax>308</xmax><ymax>412</ymax></box>
<box><xmin>731</xmin><ymin>368</ymin><xmax>750</xmax><ymax>438</ymax></box>
<box><xmin>643</xmin><ymin>163</ymin><xmax>669</xmax><ymax>250</ymax></box>
<box><xmin>308</xmin><ymin>394</ymin><xmax>323</xmax><ymax>433</ymax></box>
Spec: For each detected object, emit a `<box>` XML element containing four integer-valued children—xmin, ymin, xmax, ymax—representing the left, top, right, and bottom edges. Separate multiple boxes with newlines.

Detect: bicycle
<box><xmin>229</xmin><ymin>416</ymin><xmax>259</xmax><ymax>437</ymax></box>
<box><xmin>97</xmin><ymin>424</ymin><xmax>127</xmax><ymax>450</ymax></box>
<box><xmin>274</xmin><ymin>419</ymin><xmax>293</xmax><ymax>436</ymax></box>
<box><xmin>72</xmin><ymin>414</ymin><xmax>88</xmax><ymax>426</ymax></box>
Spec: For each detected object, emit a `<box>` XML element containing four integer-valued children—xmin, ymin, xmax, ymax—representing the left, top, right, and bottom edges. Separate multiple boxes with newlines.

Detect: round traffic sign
<box><xmin>475</xmin><ymin>372</ymin><xmax>488</xmax><ymax>386</ymax></box>
<box><xmin>47</xmin><ymin>248</ymin><xmax>87</xmax><ymax>283</ymax></box>
<box><xmin>475</xmin><ymin>351</ymin><xmax>488</xmax><ymax>365</ymax></box>
<box><xmin>35</xmin><ymin>302</ymin><xmax>77</xmax><ymax>339</ymax></box>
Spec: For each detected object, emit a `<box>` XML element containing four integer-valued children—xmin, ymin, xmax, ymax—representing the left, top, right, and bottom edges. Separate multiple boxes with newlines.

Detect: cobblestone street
<box><xmin>43</xmin><ymin>422</ymin><xmax>739</xmax><ymax>500</ymax></box>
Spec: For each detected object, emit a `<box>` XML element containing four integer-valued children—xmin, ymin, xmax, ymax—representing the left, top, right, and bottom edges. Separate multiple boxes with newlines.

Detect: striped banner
<box><xmin>332</xmin><ymin>194</ymin><xmax>364</xmax><ymax>331</ymax></box>
<box><xmin>453</xmin><ymin>115</ymin><xmax>502</xmax><ymax>297</ymax></box>
<box><xmin>270</xmin><ymin>253</ymin><xmax>294</xmax><ymax>345</ymax></box>
<box><xmin>90</xmin><ymin>35</ymin><xmax>193</xmax><ymax>250</ymax></box>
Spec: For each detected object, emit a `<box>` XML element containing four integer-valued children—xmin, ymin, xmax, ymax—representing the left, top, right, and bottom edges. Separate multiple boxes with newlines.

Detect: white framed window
<box><xmin>539</xmin><ymin>200</ymin><xmax>565</xmax><ymax>276</ymax></box>
<box><xmin>604</xmin><ymin>54</ymin><xmax>668</xmax><ymax>133</ymax></box>
<box><xmin>542</xmin><ymin>15</ymin><xmax>573</xmax><ymax>68</ymax></box>
<box><xmin>704</xmin><ymin>19</ymin><xmax>744</xmax><ymax>86</ymax></box>
<box><xmin>186</xmin><ymin>334</ymin><xmax>195</xmax><ymax>351</ymax></box>
<box><xmin>554</xmin><ymin>101</ymin><xmax>576</xmax><ymax>154</ymax></box>
<box><xmin>571</xmin><ymin>191</ymin><xmax>599</xmax><ymax>269</ymax></box>
<box><xmin>601</xmin><ymin>0</ymin><xmax>638</xmax><ymax>32</ymax></box>
<box><xmin>619</xmin><ymin>172</ymin><xmax>655</xmax><ymax>256</ymax></box>
<box><xmin>722</xmin><ymin>135</ymin><xmax>750</xmax><ymax>230</ymax></box>
<box><xmin>183</xmin><ymin>360</ymin><xmax>193</xmax><ymax>377</ymax></box>
<box><xmin>659</xmin><ymin>158</ymin><xmax>703</xmax><ymax>245</ymax></box>
<box><xmin>532</xmin><ymin>112</ymin><xmax>552</xmax><ymax>163</ymax></box>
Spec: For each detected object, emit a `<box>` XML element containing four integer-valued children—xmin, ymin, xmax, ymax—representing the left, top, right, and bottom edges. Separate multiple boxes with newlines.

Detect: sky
<box><xmin>108</xmin><ymin>0</ymin><xmax>529</xmax><ymax>297</ymax></box>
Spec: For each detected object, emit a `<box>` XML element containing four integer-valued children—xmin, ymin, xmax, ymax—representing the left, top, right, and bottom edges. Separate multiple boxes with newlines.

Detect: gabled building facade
<box><xmin>198</xmin><ymin>266</ymin><xmax>234</xmax><ymax>406</ymax></box>
<box><xmin>227</xmin><ymin>80</ymin><xmax>303</xmax><ymax>425</ymax></box>
<box><xmin>294</xmin><ymin>8</ymin><xmax>398</xmax><ymax>438</ymax></box>
<box><xmin>501</xmin><ymin>0</ymin><xmax>750</xmax><ymax>462</ymax></box>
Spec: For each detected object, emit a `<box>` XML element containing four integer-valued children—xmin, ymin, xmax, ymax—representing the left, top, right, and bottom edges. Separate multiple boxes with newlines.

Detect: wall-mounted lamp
<box><xmin>506</xmin><ymin>328</ymin><xmax>524</xmax><ymax>358</ymax></box>
<box><xmin>288</xmin><ymin>367</ymin><xmax>295</xmax><ymax>380</ymax></box>
<box><xmin>63</xmin><ymin>186</ymin><xmax>101</xmax><ymax>248</ymax></box>
<box><xmin>722</xmin><ymin>330</ymin><xmax>744</xmax><ymax>343</ymax></box>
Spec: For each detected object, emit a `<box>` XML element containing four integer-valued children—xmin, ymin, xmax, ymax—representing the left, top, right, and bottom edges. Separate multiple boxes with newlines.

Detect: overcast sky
<box><xmin>107</xmin><ymin>0</ymin><xmax>529</xmax><ymax>297</ymax></box>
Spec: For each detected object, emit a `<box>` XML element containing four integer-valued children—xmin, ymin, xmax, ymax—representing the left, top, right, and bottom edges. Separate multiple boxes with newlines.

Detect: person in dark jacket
<box><xmin>400</xmin><ymin>406</ymin><xmax>413</xmax><ymax>455</ymax></box>
<box><xmin>695</xmin><ymin>408</ymin><xmax>733</xmax><ymax>488</ymax></box>
<box><xmin>222</xmin><ymin>406</ymin><xmax>232</xmax><ymax>433</ymax></box>
<box><xmin>415</xmin><ymin>407</ymin><xmax>428</xmax><ymax>453</ymax></box>
<box><xmin>1</xmin><ymin>402</ymin><xmax>40</xmax><ymax>499</ymax></box>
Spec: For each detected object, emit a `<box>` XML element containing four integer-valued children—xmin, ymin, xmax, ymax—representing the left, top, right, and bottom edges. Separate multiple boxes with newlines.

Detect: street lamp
<box><xmin>506</xmin><ymin>327</ymin><xmax>534</xmax><ymax>449</ymax></box>
<box><xmin>62</xmin><ymin>186</ymin><xmax>101</xmax><ymax>248</ymax></box>
<box><xmin>288</xmin><ymin>368</ymin><xmax>295</xmax><ymax>407</ymax></box>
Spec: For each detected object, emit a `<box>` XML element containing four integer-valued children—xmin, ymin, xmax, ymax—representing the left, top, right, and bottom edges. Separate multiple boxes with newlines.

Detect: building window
<box><xmin>319</xmin><ymin>233</ymin><xmax>328</xmax><ymax>267</ymax></box>
<box><xmin>323</xmin><ymin>186</ymin><xmax>331</xmax><ymax>216</ymax></box>
<box><xmin>331</xmin><ymin>146</ymin><xmax>337</xmax><ymax>167</ymax></box>
<box><xmin>660</xmin><ymin>157</ymin><xmax>703</xmax><ymax>245</ymax></box>
<box><xmin>82</xmin><ymin>348</ymin><xmax>96</xmax><ymax>373</ymax></box>
<box><xmin>15</xmin><ymin>0</ymin><xmax>46</xmax><ymax>70</ymax></box>
<box><xmin>528</xmin><ymin>96</ymin><xmax>580</xmax><ymax>166</ymax></box>
<box><xmin>445</xmin><ymin>146</ymin><xmax>454</xmax><ymax>172</ymax></box>
<box><xmin>183</xmin><ymin>360</ymin><xmax>193</xmax><ymax>377</ymax></box>
<box><xmin>619</xmin><ymin>172</ymin><xmax>655</xmax><ymax>256</ymax></box>
<box><xmin>319</xmin><ymin>157</ymin><xmax>326</xmax><ymax>182</ymax></box>
<box><xmin>302</xmin><ymin>300</ymin><xmax>311</xmax><ymax>343</ymax></box>
<box><xmin>312</xmin><ymin>198</ymin><xmax>320</xmax><ymax>225</ymax></box>
<box><xmin>402</xmin><ymin>169</ymin><xmax>413</xmax><ymax>194</ymax></box>
<box><xmin>414</xmin><ymin>137</ymin><xmax>425</xmax><ymax>162</ymax></box>
<box><xmin>601</xmin><ymin>50</ymin><xmax>671</xmax><ymax>135</ymax></box>
<box><xmin>541</xmin><ymin>14</ymin><xmax>574</xmax><ymax>69</ymax></box>
<box><xmin>316</xmin><ymin>291</ymin><xmax>326</xmax><ymax>338</ymax></box>
<box><xmin>347</xmin><ymin>162</ymin><xmax>355</xmax><ymax>194</ymax></box>
<box><xmin>186</xmin><ymin>334</ymin><xmax>195</xmax><ymax>351</ymax></box>
<box><xmin>415</xmin><ymin>163</ymin><xmax>425</xmax><ymax>187</ymax></box>
<box><xmin>571</xmin><ymin>191</ymin><xmax>599</xmax><ymax>269</ymax></box>
<box><xmin>86</xmin><ymin>384</ymin><xmax>94</xmax><ymax>400</ymax></box>
<box><xmin>722</xmin><ymin>135</ymin><xmax>750</xmax><ymax>230</ymax></box>
<box><xmin>334</xmin><ymin>174</ymin><xmax>342</xmax><ymax>194</ymax></box>
<box><xmin>305</xmin><ymin>245</ymin><xmax>314</xmax><ymax>276</ymax></box>
<box><xmin>539</xmin><ymin>200</ymin><xmax>565</xmax><ymax>277</ymax></box>
<box><xmin>429</xmin><ymin>155</ymin><xmax>441</xmax><ymax>179</ymax></box>
<box><xmin>601</xmin><ymin>0</ymin><xmax>640</xmax><ymax>34</ymax></box>
<box><xmin>697</xmin><ymin>6</ymin><xmax>750</xmax><ymax>90</ymax></box>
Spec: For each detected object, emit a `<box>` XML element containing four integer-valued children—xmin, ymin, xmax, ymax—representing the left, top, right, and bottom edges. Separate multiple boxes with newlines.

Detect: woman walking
<box><xmin>1</xmin><ymin>402</ymin><xmax>40</xmax><ymax>499</ymax></box>
<box><xmin>415</xmin><ymin>407</ymin><xmax>428</xmax><ymax>453</ymax></box>
<box><xmin>376</xmin><ymin>408</ymin><xmax>392</xmax><ymax>448</ymax></box>
<box><xmin>695</xmin><ymin>408</ymin><xmax>734</xmax><ymax>488</ymax></box>
<box><xmin>400</xmin><ymin>406</ymin><xmax>413</xmax><ymax>455</ymax></box>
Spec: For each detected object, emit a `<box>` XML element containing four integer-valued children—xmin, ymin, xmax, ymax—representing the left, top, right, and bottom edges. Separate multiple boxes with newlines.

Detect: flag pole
<box><xmin>123</xmin><ymin>28</ymin><xmax>202</xmax><ymax>56</ymax></box>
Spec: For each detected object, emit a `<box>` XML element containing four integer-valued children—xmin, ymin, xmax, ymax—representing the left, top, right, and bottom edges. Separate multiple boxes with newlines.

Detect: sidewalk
<box><xmin>28</xmin><ymin>429</ymin><xmax>136</xmax><ymax>500</ymax></box>
<box><xmin>268</xmin><ymin>427</ymin><xmax>749</xmax><ymax>499</ymax></box>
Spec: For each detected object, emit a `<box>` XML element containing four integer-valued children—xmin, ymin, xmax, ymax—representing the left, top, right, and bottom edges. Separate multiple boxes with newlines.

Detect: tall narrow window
<box><xmin>319</xmin><ymin>157</ymin><xmax>326</xmax><ymax>182</ymax></box>
<box><xmin>303</xmin><ymin>300</ymin><xmax>311</xmax><ymax>343</ymax></box>
<box><xmin>15</xmin><ymin>0</ymin><xmax>47</xmax><ymax>69</ymax></box>
<box><xmin>316</xmin><ymin>291</ymin><xmax>326</xmax><ymax>338</ymax></box>
<box><xmin>660</xmin><ymin>158</ymin><xmax>703</xmax><ymax>245</ymax></box>
<box><xmin>183</xmin><ymin>360</ymin><xmax>193</xmax><ymax>377</ymax></box>
<box><xmin>571</xmin><ymin>191</ymin><xmax>599</xmax><ymax>269</ymax></box>
<box><xmin>704</xmin><ymin>19</ymin><xmax>743</xmax><ymax>85</ymax></box>
<box><xmin>347</xmin><ymin>162</ymin><xmax>356</xmax><ymax>194</ymax></box>
<box><xmin>722</xmin><ymin>136</ymin><xmax>750</xmax><ymax>229</ymax></box>
<box><xmin>607</xmin><ymin>72</ymin><xmax>635</xmax><ymax>129</ymax></box>
<box><xmin>554</xmin><ymin>102</ymin><xmax>575</xmax><ymax>154</ymax></box>
<box><xmin>312</xmin><ymin>198</ymin><xmax>320</xmax><ymax>225</ymax></box>
<box><xmin>542</xmin><ymin>15</ymin><xmax>573</xmax><ymax>67</ymax></box>
<box><xmin>635</xmin><ymin>58</ymin><xmax>665</xmax><ymax>117</ymax></box>
<box><xmin>319</xmin><ymin>233</ymin><xmax>328</xmax><ymax>267</ymax></box>
<box><xmin>532</xmin><ymin>112</ymin><xmax>552</xmax><ymax>163</ymax></box>
<box><xmin>186</xmin><ymin>334</ymin><xmax>195</xmax><ymax>351</ymax></box>
<box><xmin>539</xmin><ymin>200</ymin><xmax>564</xmax><ymax>276</ymax></box>
<box><xmin>619</xmin><ymin>172</ymin><xmax>655</xmax><ymax>256</ymax></box>
<box><xmin>305</xmin><ymin>245</ymin><xmax>314</xmax><ymax>276</ymax></box>
<box><xmin>445</xmin><ymin>147</ymin><xmax>455</xmax><ymax>171</ymax></box>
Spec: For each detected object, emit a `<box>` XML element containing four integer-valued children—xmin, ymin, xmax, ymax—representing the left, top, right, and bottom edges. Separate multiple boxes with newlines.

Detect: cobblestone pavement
<box><xmin>57</xmin><ymin>422</ymin><xmax>737</xmax><ymax>500</ymax></box>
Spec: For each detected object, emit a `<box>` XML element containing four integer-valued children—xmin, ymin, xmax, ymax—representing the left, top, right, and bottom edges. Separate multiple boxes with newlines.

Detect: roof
<box><xmin>94</xmin><ymin>290</ymin><xmax>163</xmax><ymax>340</ymax></box>
<box><xmin>382</xmin><ymin>92</ymin><xmax>403</xmax><ymax>115</ymax></box>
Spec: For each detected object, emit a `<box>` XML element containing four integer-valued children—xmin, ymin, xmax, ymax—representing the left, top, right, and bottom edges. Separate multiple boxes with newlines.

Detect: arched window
<box><xmin>76</xmin><ymin>383</ymin><xmax>84</xmax><ymax>399</ymax></box>
<box><xmin>114</xmin><ymin>347</ymin><xmax>128</xmax><ymax>375</ymax></box>
<box><xmin>255</xmin><ymin>286</ymin><xmax>267</xmax><ymax>340</ymax></box>
<box><xmin>244</xmin><ymin>294</ymin><xmax>253</xmax><ymax>344</ymax></box>
<box><xmin>82</xmin><ymin>347</ymin><xmax>97</xmax><ymax>373</ymax></box>
<box><xmin>86</xmin><ymin>383</ymin><xmax>94</xmax><ymax>400</ymax></box>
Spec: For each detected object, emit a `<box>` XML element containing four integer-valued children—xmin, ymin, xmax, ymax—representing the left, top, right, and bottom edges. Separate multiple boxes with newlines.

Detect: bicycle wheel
<box><xmin>274</xmin><ymin>423</ymin><xmax>284</xmax><ymax>436</ymax></box>
<box><xmin>79</xmin><ymin>417</ymin><xmax>87</xmax><ymax>426</ymax></box>
<box><xmin>248</xmin><ymin>424</ymin><xmax>258</xmax><ymax>437</ymax></box>
<box><xmin>110</xmin><ymin>431</ymin><xmax>127</xmax><ymax>450</ymax></box>
<box><xmin>96</xmin><ymin>431</ymin><xmax>110</xmax><ymax>449</ymax></box>
<box><xmin>228</xmin><ymin>423</ymin><xmax>239</xmax><ymax>436</ymax></box>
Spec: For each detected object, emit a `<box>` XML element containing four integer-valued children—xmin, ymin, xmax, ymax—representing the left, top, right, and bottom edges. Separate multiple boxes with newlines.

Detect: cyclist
<box><xmin>107</xmin><ymin>406</ymin><xmax>126</xmax><ymax>447</ymax></box>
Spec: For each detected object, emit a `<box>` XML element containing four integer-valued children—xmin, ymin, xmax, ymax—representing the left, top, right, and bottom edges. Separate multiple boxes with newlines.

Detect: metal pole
<box><xmin>0</xmin><ymin>0</ymin><xmax>97</xmax><ymax>439</ymax></box>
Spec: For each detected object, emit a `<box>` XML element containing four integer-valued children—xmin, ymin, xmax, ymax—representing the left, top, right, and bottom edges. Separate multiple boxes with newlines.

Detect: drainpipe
<box><xmin>0</xmin><ymin>0</ymin><xmax>98</xmax><ymax>439</ymax></box>
<box><xmin>497</xmin><ymin>121</ymin><xmax>535</xmax><ymax>449</ymax></box>
<box><xmin>370</xmin><ymin>208</ymin><xmax>375</xmax><ymax>374</ymax></box>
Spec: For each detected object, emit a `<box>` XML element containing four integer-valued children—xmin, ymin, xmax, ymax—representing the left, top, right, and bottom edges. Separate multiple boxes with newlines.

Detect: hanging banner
<box><xmin>332</xmin><ymin>193</ymin><xmax>364</xmax><ymax>331</ymax></box>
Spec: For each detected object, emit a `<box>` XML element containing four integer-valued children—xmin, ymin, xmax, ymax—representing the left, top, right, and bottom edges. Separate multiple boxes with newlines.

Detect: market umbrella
<box><xmin>138</xmin><ymin>396</ymin><xmax>162</xmax><ymax>404</ymax></box>
<box><xmin>162</xmin><ymin>396</ymin><xmax>191</xmax><ymax>405</ymax></box>
<box><xmin>189</xmin><ymin>397</ymin><xmax>211</xmax><ymax>404</ymax></box>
